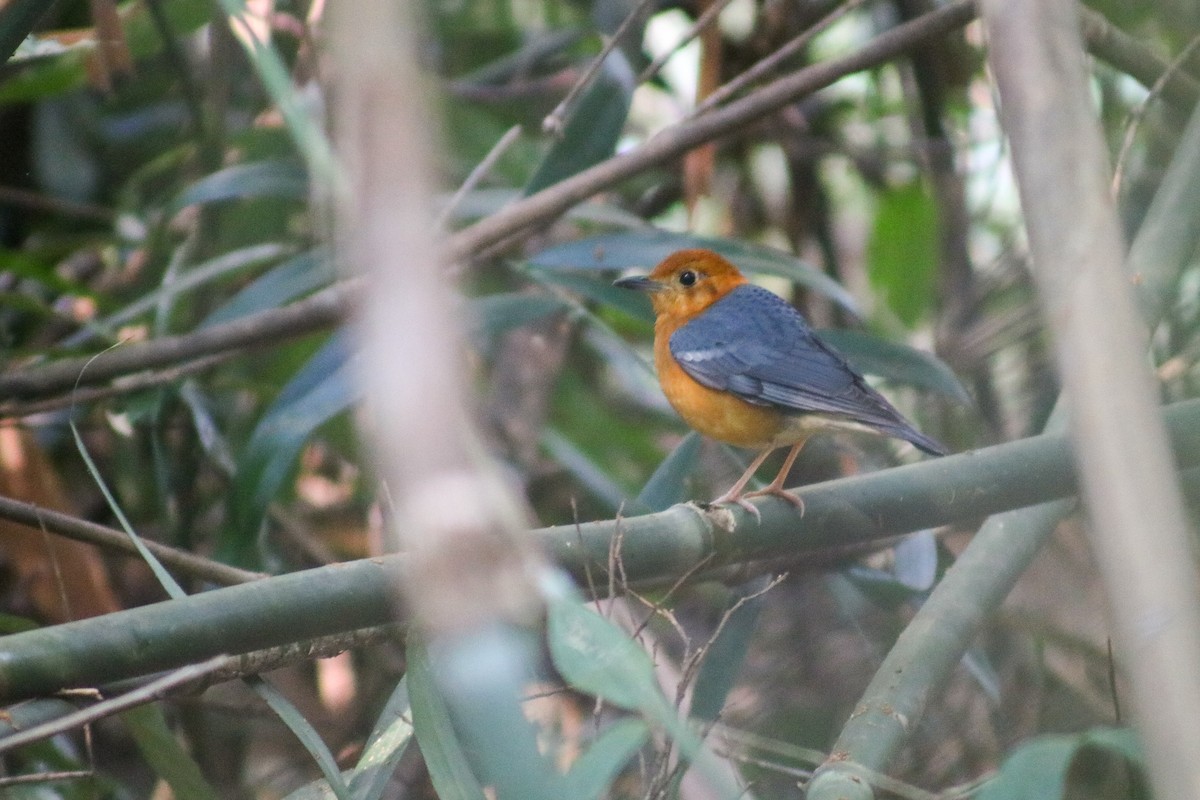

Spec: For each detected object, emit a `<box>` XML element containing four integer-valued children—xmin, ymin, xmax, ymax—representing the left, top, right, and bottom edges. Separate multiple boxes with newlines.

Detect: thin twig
<box><xmin>694</xmin><ymin>0</ymin><xmax>868</xmax><ymax>115</ymax></box>
<box><xmin>0</xmin><ymin>185</ymin><xmax>114</xmax><ymax>222</ymax></box>
<box><xmin>678</xmin><ymin>574</ymin><xmax>786</xmax><ymax>706</ymax></box>
<box><xmin>1079</xmin><ymin>4</ymin><xmax>1200</xmax><ymax>111</ymax></box>
<box><xmin>436</xmin><ymin>124</ymin><xmax>524</xmax><ymax>228</ymax></box>
<box><xmin>1107</xmin><ymin>636</ymin><xmax>1122</xmax><ymax>723</ymax></box>
<box><xmin>0</xmin><ymin>279</ymin><xmax>356</xmax><ymax>402</ymax></box>
<box><xmin>541</xmin><ymin>0</ymin><xmax>658</xmax><ymax>135</ymax></box>
<box><xmin>1112</xmin><ymin>32</ymin><xmax>1200</xmax><ymax>196</ymax></box>
<box><xmin>0</xmin><ymin>494</ymin><xmax>264</xmax><ymax>585</ymax></box>
<box><xmin>444</xmin><ymin>1</ymin><xmax>1194</xmax><ymax>267</ymax></box>
<box><xmin>0</xmin><ymin>352</ymin><xmax>237</xmax><ymax>417</ymax></box>
<box><xmin>638</xmin><ymin>0</ymin><xmax>739</xmax><ymax>86</ymax></box>
<box><xmin>161</xmin><ymin>624</ymin><xmax>403</xmax><ymax>691</ymax></box>
<box><xmin>0</xmin><ymin>771</ymin><xmax>96</xmax><ymax>788</ymax></box>
<box><xmin>0</xmin><ymin>656</ymin><xmax>232</xmax><ymax>755</ymax></box>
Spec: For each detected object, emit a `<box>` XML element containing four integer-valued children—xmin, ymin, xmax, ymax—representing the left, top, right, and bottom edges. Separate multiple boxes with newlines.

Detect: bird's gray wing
<box><xmin>669</xmin><ymin>285</ymin><xmax>946</xmax><ymax>454</ymax></box>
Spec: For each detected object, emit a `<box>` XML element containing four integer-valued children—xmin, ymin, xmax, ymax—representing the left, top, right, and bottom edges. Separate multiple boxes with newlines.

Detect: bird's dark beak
<box><xmin>613</xmin><ymin>275</ymin><xmax>664</xmax><ymax>292</ymax></box>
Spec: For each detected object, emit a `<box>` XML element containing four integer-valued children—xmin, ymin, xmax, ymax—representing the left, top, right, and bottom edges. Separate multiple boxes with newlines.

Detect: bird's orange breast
<box><xmin>653</xmin><ymin>316</ymin><xmax>786</xmax><ymax>449</ymax></box>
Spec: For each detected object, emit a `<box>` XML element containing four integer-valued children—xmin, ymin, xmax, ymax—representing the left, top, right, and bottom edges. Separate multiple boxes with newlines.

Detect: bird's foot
<box><xmin>740</xmin><ymin>485</ymin><xmax>805</xmax><ymax>516</ymax></box>
<box><xmin>704</xmin><ymin>491</ymin><xmax>762</xmax><ymax>523</ymax></box>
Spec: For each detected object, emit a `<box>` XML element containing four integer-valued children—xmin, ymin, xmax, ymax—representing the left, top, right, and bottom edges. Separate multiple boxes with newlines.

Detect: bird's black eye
<box><xmin>678</xmin><ymin>270</ymin><xmax>697</xmax><ymax>287</ymax></box>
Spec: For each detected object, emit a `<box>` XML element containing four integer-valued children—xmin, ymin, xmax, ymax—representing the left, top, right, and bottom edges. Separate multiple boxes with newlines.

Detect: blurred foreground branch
<box><xmin>980</xmin><ymin>3</ymin><xmax>1200</xmax><ymax>800</ymax></box>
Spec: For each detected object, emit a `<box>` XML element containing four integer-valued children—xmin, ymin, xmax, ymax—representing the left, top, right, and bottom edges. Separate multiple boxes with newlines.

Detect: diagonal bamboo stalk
<box><xmin>981</xmin><ymin>4</ymin><xmax>1200</xmax><ymax>799</ymax></box>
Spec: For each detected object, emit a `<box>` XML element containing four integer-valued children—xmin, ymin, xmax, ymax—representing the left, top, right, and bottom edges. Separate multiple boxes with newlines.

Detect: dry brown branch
<box><xmin>982</xmin><ymin>2</ymin><xmax>1200</xmax><ymax>800</ymax></box>
<box><xmin>0</xmin><ymin>494</ymin><xmax>264</xmax><ymax>586</ymax></box>
<box><xmin>443</xmin><ymin>0</ymin><xmax>977</xmax><ymax>264</ymax></box>
<box><xmin>0</xmin><ymin>281</ymin><xmax>354</xmax><ymax>402</ymax></box>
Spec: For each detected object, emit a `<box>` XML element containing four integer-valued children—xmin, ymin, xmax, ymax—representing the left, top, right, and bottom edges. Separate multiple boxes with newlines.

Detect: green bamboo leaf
<box><xmin>456</xmin><ymin>28</ymin><xmax>582</xmax><ymax>85</ymax></box>
<box><xmin>122</xmin><ymin>705</ymin><xmax>219</xmax><ymax>800</ymax></box>
<box><xmin>433</xmin><ymin>628</ymin><xmax>565</xmax><ymax>800</ymax></box>
<box><xmin>72</xmin><ymin>421</ymin><xmax>185</xmax><ymax>600</ymax></box>
<box><xmin>689</xmin><ymin>579</ymin><xmax>770</xmax><ymax>723</ymax></box>
<box><xmin>203</xmin><ymin>248</ymin><xmax>334</xmax><ymax>328</ymax></box>
<box><xmin>248</xmin><ymin>675</ymin><xmax>351</xmax><ymax>800</ymax></box>
<box><xmin>179</xmin><ymin>381</ymin><xmax>237</xmax><ymax>476</ymax></box>
<box><xmin>227</xmin><ymin>678</ymin><xmax>410</xmax><ymax>800</ymax></box>
<box><xmin>546</xmin><ymin>596</ymin><xmax>675</xmax><ymax>718</ymax></box>
<box><xmin>407</xmin><ymin>639</ymin><xmax>488</xmax><ymax>800</ymax></box>
<box><xmin>524</xmin><ymin>50</ymin><xmax>634</xmax><ymax>195</ymax></box>
<box><xmin>229</xmin><ymin>333</ymin><xmax>360</xmax><ymax>562</ymax></box>
<box><xmin>526</xmin><ymin>265</ymin><xmax>654</xmax><ymax>323</ymax></box>
<box><xmin>170</xmin><ymin>160</ymin><xmax>308</xmax><ymax>215</ymax></box>
<box><xmin>0</xmin><ymin>1</ymin><xmax>209</xmax><ymax>102</ymax></box>
<box><xmin>636</xmin><ymin>432</ymin><xmax>702</xmax><ymax>512</ymax></box>
<box><xmin>211</xmin><ymin>0</ymin><xmax>341</xmax><ymax>193</ymax></box>
<box><xmin>866</xmin><ymin>181</ymin><xmax>938</xmax><ymax>328</ymax></box>
<box><xmin>562</xmin><ymin>718</ymin><xmax>649</xmax><ymax>800</ymax></box>
<box><xmin>469</xmin><ymin>292</ymin><xmax>571</xmax><ymax>340</ymax></box>
<box><xmin>541</xmin><ymin>427</ymin><xmax>628</xmax><ymax>511</ymax></box>
<box><xmin>347</xmin><ymin>678</ymin><xmax>414</xmax><ymax>800</ymax></box>
<box><xmin>977</xmin><ymin>728</ymin><xmax>1146</xmax><ymax>800</ymax></box>
<box><xmin>530</xmin><ymin>231</ymin><xmax>860</xmax><ymax>313</ymax></box>
<box><xmin>817</xmin><ymin>328</ymin><xmax>969</xmax><ymax>403</ymax></box>
<box><xmin>545</xmin><ymin>593</ymin><xmax>739</xmax><ymax>797</ymax></box>
<box><xmin>65</xmin><ymin>242</ymin><xmax>294</xmax><ymax>348</ymax></box>
<box><xmin>0</xmin><ymin>51</ymin><xmax>85</xmax><ymax>102</ymax></box>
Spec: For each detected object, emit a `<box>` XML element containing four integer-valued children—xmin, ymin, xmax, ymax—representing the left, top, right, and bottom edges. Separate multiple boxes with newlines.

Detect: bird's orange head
<box><xmin>613</xmin><ymin>249</ymin><xmax>748</xmax><ymax>322</ymax></box>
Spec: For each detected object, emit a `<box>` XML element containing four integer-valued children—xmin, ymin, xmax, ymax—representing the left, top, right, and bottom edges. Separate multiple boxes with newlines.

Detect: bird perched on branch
<box><xmin>615</xmin><ymin>248</ymin><xmax>946</xmax><ymax>516</ymax></box>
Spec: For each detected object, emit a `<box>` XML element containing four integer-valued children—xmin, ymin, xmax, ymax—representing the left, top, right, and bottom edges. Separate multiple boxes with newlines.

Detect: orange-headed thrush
<box><xmin>615</xmin><ymin>248</ymin><xmax>947</xmax><ymax>514</ymax></box>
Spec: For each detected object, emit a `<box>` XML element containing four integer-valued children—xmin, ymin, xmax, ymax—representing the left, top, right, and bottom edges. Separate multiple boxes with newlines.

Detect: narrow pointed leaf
<box><xmin>524</xmin><ymin>50</ymin><xmax>634</xmax><ymax>195</ymax></box>
<box><xmin>563</xmin><ymin>718</ymin><xmax>650</xmax><ymax>800</ymax></box>
<box><xmin>636</xmin><ymin>432</ymin><xmax>702</xmax><ymax>512</ymax></box>
<box><xmin>470</xmin><ymin>292</ymin><xmax>570</xmax><ymax>340</ymax></box>
<box><xmin>348</xmin><ymin>676</ymin><xmax>413</xmax><ymax>800</ymax></box>
<box><xmin>866</xmin><ymin>182</ymin><xmax>938</xmax><ymax>327</ymax></box>
<box><xmin>170</xmin><ymin>160</ymin><xmax>309</xmax><ymax>214</ymax></box>
<box><xmin>230</xmin><ymin>333</ymin><xmax>360</xmax><ymax>558</ymax></box>
<box><xmin>248</xmin><ymin>675</ymin><xmax>351</xmax><ymax>800</ymax></box>
<box><xmin>818</xmin><ymin>328</ymin><xmax>969</xmax><ymax>402</ymax></box>
<box><xmin>122</xmin><ymin>705</ymin><xmax>219</xmax><ymax>800</ymax></box>
<box><xmin>547</xmin><ymin>596</ymin><xmax>675</xmax><ymax>717</ymax></box>
<box><xmin>407</xmin><ymin>639</ymin><xmax>488</xmax><ymax>800</ymax></box>
<box><xmin>530</xmin><ymin>232</ymin><xmax>859</xmax><ymax>313</ymax></box>
<box><xmin>203</xmin><ymin>248</ymin><xmax>334</xmax><ymax>328</ymax></box>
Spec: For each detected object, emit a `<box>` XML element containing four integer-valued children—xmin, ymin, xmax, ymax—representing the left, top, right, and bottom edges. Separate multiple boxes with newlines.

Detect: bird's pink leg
<box><xmin>708</xmin><ymin>448</ymin><xmax>775</xmax><ymax>520</ymax></box>
<box><xmin>741</xmin><ymin>437</ymin><xmax>808</xmax><ymax>515</ymax></box>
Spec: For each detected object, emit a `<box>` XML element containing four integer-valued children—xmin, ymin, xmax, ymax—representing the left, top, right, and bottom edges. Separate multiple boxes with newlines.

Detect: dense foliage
<box><xmin>0</xmin><ymin>0</ymin><xmax>1195</xmax><ymax>798</ymax></box>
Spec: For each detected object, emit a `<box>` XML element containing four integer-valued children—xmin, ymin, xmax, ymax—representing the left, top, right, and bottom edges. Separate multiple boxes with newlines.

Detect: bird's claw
<box><xmin>704</xmin><ymin>493</ymin><xmax>762</xmax><ymax>523</ymax></box>
<box><xmin>741</xmin><ymin>486</ymin><xmax>805</xmax><ymax>516</ymax></box>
